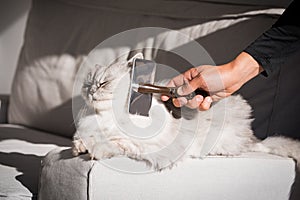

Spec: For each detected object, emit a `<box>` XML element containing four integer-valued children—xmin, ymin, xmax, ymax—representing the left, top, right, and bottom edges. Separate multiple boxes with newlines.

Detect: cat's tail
<box><xmin>254</xmin><ymin>136</ymin><xmax>300</xmax><ymax>169</ymax></box>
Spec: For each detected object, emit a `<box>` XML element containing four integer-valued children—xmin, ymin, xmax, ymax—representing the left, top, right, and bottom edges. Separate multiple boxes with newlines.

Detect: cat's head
<box><xmin>82</xmin><ymin>53</ymin><xmax>144</xmax><ymax>109</ymax></box>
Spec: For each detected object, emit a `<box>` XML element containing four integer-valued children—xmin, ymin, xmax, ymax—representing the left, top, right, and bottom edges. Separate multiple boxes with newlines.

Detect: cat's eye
<box><xmin>97</xmin><ymin>81</ymin><xmax>108</xmax><ymax>88</ymax></box>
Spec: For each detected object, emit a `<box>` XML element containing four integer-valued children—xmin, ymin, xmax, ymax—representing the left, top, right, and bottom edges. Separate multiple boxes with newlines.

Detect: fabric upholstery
<box><xmin>0</xmin><ymin>95</ymin><xmax>9</xmax><ymax>123</ymax></box>
<box><xmin>8</xmin><ymin>0</ymin><xmax>291</xmax><ymax>139</ymax></box>
<box><xmin>0</xmin><ymin>124</ymin><xmax>70</xmax><ymax>199</ymax></box>
<box><xmin>39</xmin><ymin>148</ymin><xmax>296</xmax><ymax>200</ymax></box>
<box><xmin>8</xmin><ymin>54</ymin><xmax>84</xmax><ymax>138</ymax></box>
<box><xmin>3</xmin><ymin>0</ymin><xmax>299</xmax><ymax>199</ymax></box>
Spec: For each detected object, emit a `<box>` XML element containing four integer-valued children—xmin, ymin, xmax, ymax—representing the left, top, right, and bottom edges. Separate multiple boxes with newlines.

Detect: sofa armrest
<box><xmin>0</xmin><ymin>95</ymin><xmax>9</xmax><ymax>123</ymax></box>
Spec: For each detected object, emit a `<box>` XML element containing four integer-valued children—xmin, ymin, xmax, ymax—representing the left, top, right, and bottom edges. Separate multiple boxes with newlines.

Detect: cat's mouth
<box><xmin>89</xmin><ymin>94</ymin><xmax>113</xmax><ymax>102</ymax></box>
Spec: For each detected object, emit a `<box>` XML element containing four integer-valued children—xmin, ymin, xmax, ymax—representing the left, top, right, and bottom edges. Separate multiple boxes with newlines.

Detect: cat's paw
<box><xmin>72</xmin><ymin>139</ymin><xmax>87</xmax><ymax>156</ymax></box>
<box><xmin>89</xmin><ymin>142</ymin><xmax>122</xmax><ymax>160</ymax></box>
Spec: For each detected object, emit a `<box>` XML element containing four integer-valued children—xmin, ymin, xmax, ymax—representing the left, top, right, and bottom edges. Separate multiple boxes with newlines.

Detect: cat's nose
<box><xmin>92</xmin><ymin>92</ymin><xmax>99</xmax><ymax>101</ymax></box>
<box><xmin>90</xmin><ymin>85</ymin><xmax>97</xmax><ymax>93</ymax></box>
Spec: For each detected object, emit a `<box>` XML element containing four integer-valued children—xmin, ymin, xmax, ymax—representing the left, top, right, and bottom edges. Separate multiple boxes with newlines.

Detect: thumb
<box><xmin>161</xmin><ymin>94</ymin><xmax>170</xmax><ymax>101</ymax></box>
<box><xmin>177</xmin><ymin>77</ymin><xmax>201</xmax><ymax>96</ymax></box>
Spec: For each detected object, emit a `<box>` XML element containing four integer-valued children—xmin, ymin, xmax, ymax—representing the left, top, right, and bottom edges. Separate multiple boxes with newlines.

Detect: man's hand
<box><xmin>161</xmin><ymin>52</ymin><xmax>263</xmax><ymax>110</ymax></box>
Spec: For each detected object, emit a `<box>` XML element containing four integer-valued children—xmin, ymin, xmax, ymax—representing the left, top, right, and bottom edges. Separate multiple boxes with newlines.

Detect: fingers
<box><xmin>184</xmin><ymin>95</ymin><xmax>203</xmax><ymax>109</ymax></box>
<box><xmin>161</xmin><ymin>79</ymin><xmax>198</xmax><ymax>102</ymax></box>
<box><xmin>176</xmin><ymin>78</ymin><xmax>195</xmax><ymax>96</ymax></box>
<box><xmin>184</xmin><ymin>67</ymin><xmax>199</xmax><ymax>80</ymax></box>
<box><xmin>173</xmin><ymin>95</ymin><xmax>202</xmax><ymax>108</ymax></box>
<box><xmin>161</xmin><ymin>70</ymin><xmax>206</xmax><ymax>105</ymax></box>
<box><xmin>177</xmin><ymin>95</ymin><xmax>212</xmax><ymax>111</ymax></box>
<box><xmin>161</xmin><ymin>73</ymin><xmax>186</xmax><ymax>102</ymax></box>
<box><xmin>161</xmin><ymin>67</ymin><xmax>208</xmax><ymax>106</ymax></box>
<box><xmin>172</xmin><ymin>97</ymin><xmax>187</xmax><ymax>107</ymax></box>
<box><xmin>198</xmin><ymin>96</ymin><xmax>213</xmax><ymax>111</ymax></box>
<box><xmin>161</xmin><ymin>95</ymin><xmax>170</xmax><ymax>101</ymax></box>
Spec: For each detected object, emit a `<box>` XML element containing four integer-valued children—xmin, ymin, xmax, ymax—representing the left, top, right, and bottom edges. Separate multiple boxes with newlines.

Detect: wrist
<box><xmin>228</xmin><ymin>52</ymin><xmax>263</xmax><ymax>85</ymax></box>
<box><xmin>217</xmin><ymin>52</ymin><xmax>263</xmax><ymax>93</ymax></box>
<box><xmin>234</xmin><ymin>51</ymin><xmax>263</xmax><ymax>71</ymax></box>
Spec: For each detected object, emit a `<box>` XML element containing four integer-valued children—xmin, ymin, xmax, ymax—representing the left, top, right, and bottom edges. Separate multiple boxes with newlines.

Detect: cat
<box><xmin>73</xmin><ymin>53</ymin><xmax>300</xmax><ymax>170</ymax></box>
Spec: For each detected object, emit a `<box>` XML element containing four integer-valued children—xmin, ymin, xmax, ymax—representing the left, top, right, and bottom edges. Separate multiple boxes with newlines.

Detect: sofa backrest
<box><xmin>8</xmin><ymin>0</ymin><xmax>290</xmax><ymax>138</ymax></box>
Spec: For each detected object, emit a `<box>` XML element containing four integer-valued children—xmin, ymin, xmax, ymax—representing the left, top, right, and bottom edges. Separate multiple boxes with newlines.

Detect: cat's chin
<box><xmin>91</xmin><ymin>100</ymin><xmax>113</xmax><ymax>112</ymax></box>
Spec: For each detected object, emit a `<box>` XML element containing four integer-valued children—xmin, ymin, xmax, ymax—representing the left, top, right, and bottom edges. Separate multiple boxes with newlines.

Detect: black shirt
<box><xmin>244</xmin><ymin>0</ymin><xmax>300</xmax><ymax>76</ymax></box>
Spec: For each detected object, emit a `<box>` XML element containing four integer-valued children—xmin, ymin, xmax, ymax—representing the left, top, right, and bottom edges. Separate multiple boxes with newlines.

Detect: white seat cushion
<box><xmin>0</xmin><ymin>124</ymin><xmax>70</xmax><ymax>199</ymax></box>
<box><xmin>39</xmin><ymin>147</ymin><xmax>296</xmax><ymax>200</ymax></box>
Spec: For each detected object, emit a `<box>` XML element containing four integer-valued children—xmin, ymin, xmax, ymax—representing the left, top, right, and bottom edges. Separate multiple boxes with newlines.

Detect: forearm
<box><xmin>218</xmin><ymin>52</ymin><xmax>263</xmax><ymax>93</ymax></box>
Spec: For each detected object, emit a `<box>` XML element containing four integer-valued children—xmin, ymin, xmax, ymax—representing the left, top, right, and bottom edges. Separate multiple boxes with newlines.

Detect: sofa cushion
<box><xmin>8</xmin><ymin>0</ymin><xmax>288</xmax><ymax>139</ymax></box>
<box><xmin>0</xmin><ymin>124</ymin><xmax>71</xmax><ymax>199</ymax></box>
<box><xmin>8</xmin><ymin>54</ymin><xmax>85</xmax><ymax>138</ymax></box>
<box><xmin>39</xmin><ymin>147</ymin><xmax>296</xmax><ymax>200</ymax></box>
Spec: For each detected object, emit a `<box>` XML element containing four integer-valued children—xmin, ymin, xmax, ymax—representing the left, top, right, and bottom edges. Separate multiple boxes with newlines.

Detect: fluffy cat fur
<box><xmin>73</xmin><ymin>53</ymin><xmax>300</xmax><ymax>170</ymax></box>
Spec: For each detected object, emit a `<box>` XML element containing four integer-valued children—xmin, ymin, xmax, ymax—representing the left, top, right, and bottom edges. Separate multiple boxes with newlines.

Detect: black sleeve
<box><xmin>244</xmin><ymin>0</ymin><xmax>300</xmax><ymax>76</ymax></box>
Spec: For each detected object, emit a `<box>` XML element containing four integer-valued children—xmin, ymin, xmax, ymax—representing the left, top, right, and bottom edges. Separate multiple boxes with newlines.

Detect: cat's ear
<box><xmin>127</xmin><ymin>53</ymin><xmax>144</xmax><ymax>66</ymax></box>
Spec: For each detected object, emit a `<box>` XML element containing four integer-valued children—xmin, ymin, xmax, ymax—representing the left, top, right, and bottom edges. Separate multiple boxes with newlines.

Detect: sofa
<box><xmin>1</xmin><ymin>0</ymin><xmax>299</xmax><ymax>199</ymax></box>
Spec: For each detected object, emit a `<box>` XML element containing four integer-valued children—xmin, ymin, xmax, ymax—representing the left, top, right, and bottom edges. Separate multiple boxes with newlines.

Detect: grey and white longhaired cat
<box><xmin>73</xmin><ymin>53</ymin><xmax>300</xmax><ymax>170</ymax></box>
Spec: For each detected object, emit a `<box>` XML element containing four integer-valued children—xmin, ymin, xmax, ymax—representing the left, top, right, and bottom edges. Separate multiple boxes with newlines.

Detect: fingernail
<box><xmin>178</xmin><ymin>98</ymin><xmax>187</xmax><ymax>106</ymax></box>
<box><xmin>172</xmin><ymin>98</ymin><xmax>180</xmax><ymax>107</ymax></box>
<box><xmin>196</xmin><ymin>96</ymin><xmax>203</xmax><ymax>102</ymax></box>
<box><xmin>206</xmin><ymin>97</ymin><xmax>212</xmax><ymax>103</ymax></box>
<box><xmin>161</xmin><ymin>96</ymin><xmax>169</xmax><ymax>101</ymax></box>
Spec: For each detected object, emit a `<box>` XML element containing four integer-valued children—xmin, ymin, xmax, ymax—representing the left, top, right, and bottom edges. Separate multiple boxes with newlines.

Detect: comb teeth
<box><xmin>128</xmin><ymin>59</ymin><xmax>156</xmax><ymax>116</ymax></box>
<box><xmin>131</xmin><ymin>83</ymin><xmax>139</xmax><ymax>92</ymax></box>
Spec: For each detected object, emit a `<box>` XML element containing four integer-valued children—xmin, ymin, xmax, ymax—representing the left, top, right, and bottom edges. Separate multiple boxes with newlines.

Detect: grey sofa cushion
<box><xmin>0</xmin><ymin>124</ymin><xmax>70</xmax><ymax>199</ymax></box>
<box><xmin>8</xmin><ymin>0</ymin><xmax>288</xmax><ymax>139</ymax></box>
<box><xmin>9</xmin><ymin>54</ymin><xmax>85</xmax><ymax>138</ymax></box>
<box><xmin>39</xmin><ymin>147</ymin><xmax>296</xmax><ymax>200</ymax></box>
